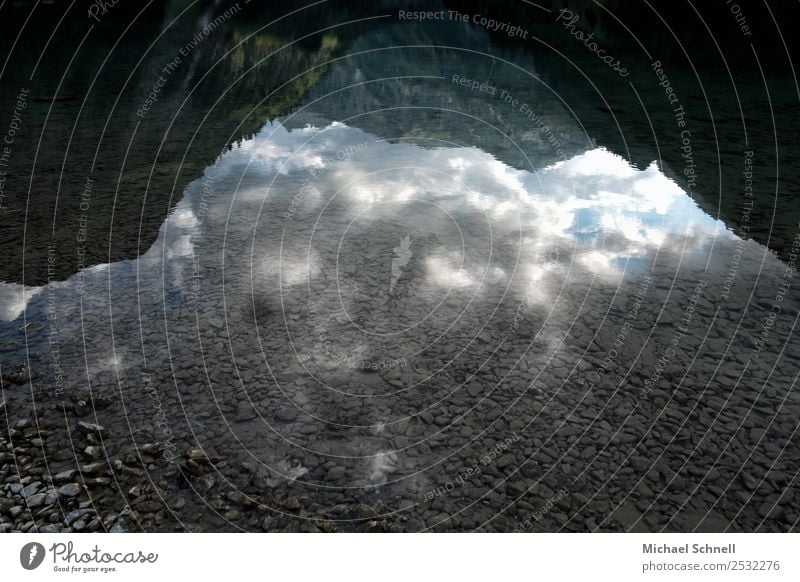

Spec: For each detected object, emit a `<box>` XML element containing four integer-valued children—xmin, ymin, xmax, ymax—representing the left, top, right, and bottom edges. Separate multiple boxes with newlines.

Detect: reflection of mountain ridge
<box><xmin>2</xmin><ymin>0</ymin><xmax>798</xmax><ymax>287</ymax></box>
<box><xmin>443</xmin><ymin>0</ymin><xmax>800</xmax><ymax>259</ymax></box>
<box><xmin>284</xmin><ymin>20</ymin><xmax>591</xmax><ymax>171</ymax></box>
<box><xmin>0</xmin><ymin>0</ymin><xmax>391</xmax><ymax>286</ymax></box>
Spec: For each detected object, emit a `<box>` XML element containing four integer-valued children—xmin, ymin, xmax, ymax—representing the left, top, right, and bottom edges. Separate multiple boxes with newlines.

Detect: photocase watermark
<box><xmin>137</xmin><ymin>57</ymin><xmax>180</xmax><ymax>119</ymax></box>
<box><xmin>136</xmin><ymin>4</ymin><xmax>242</xmax><ymax>118</ymax></box>
<box><xmin>725</xmin><ymin>0</ymin><xmax>753</xmax><ymax>37</ymax></box>
<box><xmin>652</xmin><ymin>60</ymin><xmax>697</xmax><ymax>190</ymax></box>
<box><xmin>642</xmin><ymin>279</ymin><xmax>707</xmax><ymax>397</ymax></box>
<box><xmin>87</xmin><ymin>0</ymin><xmax>121</xmax><ymax>22</ymax></box>
<box><xmin>21</xmin><ymin>540</ymin><xmax>158</xmax><ymax>573</ymax></box>
<box><xmin>510</xmin><ymin>297</ymin><xmax>530</xmax><ymax>335</ymax></box>
<box><xmin>0</xmin><ymin>87</ymin><xmax>29</xmax><ymax>214</ymax></box>
<box><xmin>596</xmin><ymin>275</ymin><xmax>652</xmax><ymax>379</ymax></box>
<box><xmin>452</xmin><ymin>9</ymin><xmax>529</xmax><ymax>39</ymax></box>
<box><xmin>20</xmin><ymin>542</ymin><xmax>46</xmax><ymax>570</ymax></box>
<box><xmin>351</xmin><ymin>357</ymin><xmax>407</xmax><ymax>372</ymax></box>
<box><xmin>143</xmin><ymin>373</ymin><xmax>177</xmax><ymax>462</ymax></box>
<box><xmin>75</xmin><ymin>176</ymin><xmax>94</xmax><ymax>295</ymax></box>
<box><xmin>398</xmin><ymin>9</ymin><xmax>529</xmax><ymax>39</ymax></box>
<box><xmin>307</xmin><ymin>306</ymin><xmax>405</xmax><ymax>371</ymax></box>
<box><xmin>423</xmin><ymin>462</ymin><xmax>481</xmax><ymax>502</ymax></box>
<box><xmin>720</xmin><ymin>150</ymin><xmax>754</xmax><ymax>302</ymax></box>
<box><xmin>188</xmin><ymin>174</ymin><xmax>215</xmax><ymax>300</ymax></box>
<box><xmin>49</xmin><ymin>541</ymin><xmax>158</xmax><ymax>573</ymax></box>
<box><xmin>749</xmin><ymin>229</ymin><xmax>798</xmax><ymax>358</ymax></box>
<box><xmin>423</xmin><ymin>433</ymin><xmax>521</xmax><ymax>502</ymax></box>
<box><xmin>515</xmin><ymin>487</ymin><xmax>571</xmax><ymax>531</ymax></box>
<box><xmin>390</xmin><ymin>234</ymin><xmax>413</xmax><ymax>294</ymax></box>
<box><xmin>556</xmin><ymin>9</ymin><xmax>629</xmax><ymax>77</ymax></box>
<box><xmin>283</xmin><ymin>141</ymin><xmax>369</xmax><ymax>220</ymax></box>
<box><xmin>674</xmin><ymin>280</ymin><xmax>707</xmax><ymax>340</ymax></box>
<box><xmin>284</xmin><ymin>183</ymin><xmax>311</xmax><ymax>220</ymax></box>
<box><xmin>451</xmin><ymin>75</ymin><xmax>568</xmax><ymax>160</ymax></box>
<box><xmin>46</xmin><ymin>244</ymin><xmax>66</xmax><ymax>397</ymax></box>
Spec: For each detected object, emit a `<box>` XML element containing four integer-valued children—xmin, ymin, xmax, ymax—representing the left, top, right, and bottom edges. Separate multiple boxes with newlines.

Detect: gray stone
<box><xmin>64</xmin><ymin>508</ymin><xmax>92</xmax><ymax>526</ymax></box>
<box><xmin>53</xmin><ymin>470</ymin><xmax>78</xmax><ymax>483</ymax></box>
<box><xmin>21</xmin><ymin>481</ymin><xmax>41</xmax><ymax>498</ymax></box>
<box><xmin>496</xmin><ymin>454</ymin><xmax>516</xmax><ymax>469</ymax></box>
<box><xmin>236</xmin><ymin>403</ymin><xmax>257</xmax><ymax>421</ymax></box>
<box><xmin>325</xmin><ymin>466</ymin><xmax>347</xmax><ymax>481</ymax></box>
<box><xmin>79</xmin><ymin>462</ymin><xmax>107</xmax><ymax>475</ymax></box>
<box><xmin>741</xmin><ymin>473</ymin><xmax>759</xmax><ymax>491</ymax></box>
<box><xmin>275</xmin><ymin>408</ymin><xmax>298</xmax><ymax>422</ymax></box>
<box><xmin>26</xmin><ymin>493</ymin><xmax>47</xmax><ymax>508</ymax></box>
<box><xmin>135</xmin><ymin>500</ymin><xmax>162</xmax><ymax>513</ymax></box>
<box><xmin>466</xmin><ymin>384</ymin><xmax>482</xmax><ymax>397</ymax></box>
<box><xmin>185</xmin><ymin>447</ymin><xmax>208</xmax><ymax>461</ymax></box>
<box><xmin>758</xmin><ymin>503</ymin><xmax>776</xmax><ymax>518</ymax></box>
<box><xmin>284</xmin><ymin>497</ymin><xmax>302</xmax><ymax>510</ymax></box>
<box><xmin>57</xmin><ymin>483</ymin><xmax>82</xmax><ymax>498</ymax></box>
<box><xmin>76</xmin><ymin>421</ymin><xmax>105</xmax><ymax>436</ymax></box>
<box><xmin>110</xmin><ymin>508</ymin><xmax>131</xmax><ymax>533</ymax></box>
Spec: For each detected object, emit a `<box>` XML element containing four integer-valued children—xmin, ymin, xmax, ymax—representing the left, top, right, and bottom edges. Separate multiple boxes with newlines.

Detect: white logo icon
<box><xmin>20</xmin><ymin>542</ymin><xmax>45</xmax><ymax>570</ymax></box>
<box><xmin>390</xmin><ymin>234</ymin><xmax>413</xmax><ymax>294</ymax></box>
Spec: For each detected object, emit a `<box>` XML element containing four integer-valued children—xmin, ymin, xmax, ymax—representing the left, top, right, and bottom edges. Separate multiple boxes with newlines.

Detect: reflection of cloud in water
<box><xmin>0</xmin><ymin>284</ymin><xmax>43</xmax><ymax>322</ymax></box>
<box><xmin>368</xmin><ymin>450</ymin><xmax>399</xmax><ymax>485</ymax></box>
<box><xmin>213</xmin><ymin>121</ymin><xmax>732</xmax><ymax>293</ymax></box>
<box><xmin>426</xmin><ymin>255</ymin><xmax>473</xmax><ymax>289</ymax></box>
<box><xmin>0</xmin><ymin>120</ymin><xmax>737</xmax><ymax>328</ymax></box>
<box><xmin>240</xmin><ymin>123</ymin><xmax>331</xmax><ymax>175</ymax></box>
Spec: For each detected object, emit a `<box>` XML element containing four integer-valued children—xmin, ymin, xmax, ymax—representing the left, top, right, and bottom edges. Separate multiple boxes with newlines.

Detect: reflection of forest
<box><xmin>0</xmin><ymin>0</ymin><xmax>371</xmax><ymax>285</ymax></box>
<box><xmin>1</xmin><ymin>0</ymin><xmax>797</xmax><ymax>285</ymax></box>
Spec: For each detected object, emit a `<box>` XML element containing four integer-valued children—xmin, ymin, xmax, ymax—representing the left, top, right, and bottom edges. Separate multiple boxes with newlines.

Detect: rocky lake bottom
<box><xmin>1</xmin><ymin>118</ymin><xmax>799</xmax><ymax>533</ymax></box>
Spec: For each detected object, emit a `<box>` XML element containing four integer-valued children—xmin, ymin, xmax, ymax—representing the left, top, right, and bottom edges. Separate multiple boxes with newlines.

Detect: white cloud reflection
<box><xmin>0</xmin><ymin>120</ymin><xmax>735</xmax><ymax>325</ymax></box>
<box><xmin>216</xmin><ymin>121</ymin><xmax>732</xmax><ymax>293</ymax></box>
<box><xmin>0</xmin><ymin>284</ymin><xmax>42</xmax><ymax>322</ymax></box>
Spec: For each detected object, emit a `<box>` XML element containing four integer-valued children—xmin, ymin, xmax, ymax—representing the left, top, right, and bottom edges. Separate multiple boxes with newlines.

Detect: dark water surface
<box><xmin>1</xmin><ymin>0</ymin><xmax>799</xmax><ymax>532</ymax></box>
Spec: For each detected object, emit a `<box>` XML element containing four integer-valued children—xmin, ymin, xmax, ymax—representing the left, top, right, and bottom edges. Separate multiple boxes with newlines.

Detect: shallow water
<box><xmin>3</xmin><ymin>114</ymin><xmax>798</xmax><ymax>531</ymax></box>
<box><xmin>1</xmin><ymin>0</ymin><xmax>799</xmax><ymax>533</ymax></box>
